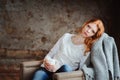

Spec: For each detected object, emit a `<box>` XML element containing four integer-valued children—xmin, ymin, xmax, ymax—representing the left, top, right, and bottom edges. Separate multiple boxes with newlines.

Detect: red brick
<box><xmin>29</xmin><ymin>50</ymin><xmax>44</xmax><ymax>56</ymax></box>
<box><xmin>0</xmin><ymin>48</ymin><xmax>6</xmax><ymax>57</ymax></box>
<box><xmin>6</xmin><ymin>49</ymin><xmax>29</xmax><ymax>58</ymax></box>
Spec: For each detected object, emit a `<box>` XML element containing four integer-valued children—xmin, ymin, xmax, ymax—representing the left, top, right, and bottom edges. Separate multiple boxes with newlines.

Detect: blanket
<box><xmin>81</xmin><ymin>33</ymin><xmax>120</xmax><ymax>80</ymax></box>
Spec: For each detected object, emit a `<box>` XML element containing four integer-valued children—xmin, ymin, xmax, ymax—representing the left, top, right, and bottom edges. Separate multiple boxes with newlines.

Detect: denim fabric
<box><xmin>32</xmin><ymin>65</ymin><xmax>72</xmax><ymax>80</ymax></box>
<box><xmin>56</xmin><ymin>65</ymin><xmax>72</xmax><ymax>72</ymax></box>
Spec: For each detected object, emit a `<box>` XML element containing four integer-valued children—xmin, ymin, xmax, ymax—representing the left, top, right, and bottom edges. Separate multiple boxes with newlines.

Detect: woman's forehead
<box><xmin>88</xmin><ymin>23</ymin><xmax>98</xmax><ymax>32</ymax></box>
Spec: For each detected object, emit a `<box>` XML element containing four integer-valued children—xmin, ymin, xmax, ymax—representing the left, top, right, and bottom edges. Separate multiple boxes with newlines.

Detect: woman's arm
<box><xmin>43</xmin><ymin>33</ymin><xmax>67</xmax><ymax>72</ymax></box>
<box><xmin>44</xmin><ymin>33</ymin><xmax>66</xmax><ymax>60</ymax></box>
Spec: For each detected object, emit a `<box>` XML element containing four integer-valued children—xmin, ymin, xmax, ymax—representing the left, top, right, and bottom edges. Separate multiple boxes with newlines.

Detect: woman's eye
<box><xmin>87</xmin><ymin>25</ymin><xmax>90</xmax><ymax>28</ymax></box>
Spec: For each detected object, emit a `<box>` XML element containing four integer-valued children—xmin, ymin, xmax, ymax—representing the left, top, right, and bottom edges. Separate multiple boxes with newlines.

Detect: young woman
<box><xmin>32</xmin><ymin>18</ymin><xmax>105</xmax><ymax>80</ymax></box>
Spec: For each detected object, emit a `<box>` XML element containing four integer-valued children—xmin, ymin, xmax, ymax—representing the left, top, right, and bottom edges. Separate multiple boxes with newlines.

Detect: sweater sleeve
<box><xmin>44</xmin><ymin>33</ymin><xmax>66</xmax><ymax>60</ymax></box>
<box><xmin>81</xmin><ymin>64</ymin><xmax>94</xmax><ymax>80</ymax></box>
<box><xmin>103</xmin><ymin>36</ymin><xmax>120</xmax><ymax>80</ymax></box>
<box><xmin>91</xmin><ymin>39</ymin><xmax>109</xmax><ymax>80</ymax></box>
<box><xmin>41</xmin><ymin>33</ymin><xmax>68</xmax><ymax>70</ymax></box>
<box><xmin>109</xmin><ymin>37</ymin><xmax>120</xmax><ymax>80</ymax></box>
<box><xmin>111</xmin><ymin>38</ymin><xmax>120</xmax><ymax>79</ymax></box>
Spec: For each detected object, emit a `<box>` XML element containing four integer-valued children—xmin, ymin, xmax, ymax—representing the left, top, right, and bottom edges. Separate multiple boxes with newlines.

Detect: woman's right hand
<box><xmin>44</xmin><ymin>59</ymin><xmax>55</xmax><ymax>72</ymax></box>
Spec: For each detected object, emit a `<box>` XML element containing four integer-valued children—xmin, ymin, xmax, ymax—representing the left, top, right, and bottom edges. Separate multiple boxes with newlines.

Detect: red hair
<box><xmin>77</xmin><ymin>19</ymin><xmax>105</xmax><ymax>55</ymax></box>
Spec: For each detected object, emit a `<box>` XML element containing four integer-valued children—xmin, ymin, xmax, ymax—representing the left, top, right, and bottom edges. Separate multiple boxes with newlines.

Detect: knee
<box><xmin>61</xmin><ymin>65</ymin><xmax>72</xmax><ymax>72</ymax></box>
<box><xmin>35</xmin><ymin>70</ymin><xmax>45</xmax><ymax>76</ymax></box>
<box><xmin>33</xmin><ymin>70</ymin><xmax>48</xmax><ymax>80</ymax></box>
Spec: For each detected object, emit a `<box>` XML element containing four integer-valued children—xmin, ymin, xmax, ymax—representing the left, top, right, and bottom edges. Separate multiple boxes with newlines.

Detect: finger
<box><xmin>44</xmin><ymin>64</ymin><xmax>50</xmax><ymax>70</ymax></box>
<box><xmin>45</xmin><ymin>62</ymin><xmax>51</xmax><ymax>66</ymax></box>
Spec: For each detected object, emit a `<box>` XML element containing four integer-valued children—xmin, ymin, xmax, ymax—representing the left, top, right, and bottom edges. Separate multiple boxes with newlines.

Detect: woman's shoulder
<box><xmin>63</xmin><ymin>32</ymin><xmax>74</xmax><ymax>37</ymax></box>
<box><xmin>59</xmin><ymin>33</ymin><xmax>74</xmax><ymax>41</ymax></box>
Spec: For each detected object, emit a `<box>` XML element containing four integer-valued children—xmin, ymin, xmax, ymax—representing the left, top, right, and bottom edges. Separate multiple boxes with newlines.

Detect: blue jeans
<box><xmin>32</xmin><ymin>65</ymin><xmax>72</xmax><ymax>80</ymax></box>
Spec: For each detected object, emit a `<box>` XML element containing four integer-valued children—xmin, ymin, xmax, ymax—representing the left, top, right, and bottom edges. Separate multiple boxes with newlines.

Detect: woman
<box><xmin>32</xmin><ymin>18</ymin><xmax>105</xmax><ymax>80</ymax></box>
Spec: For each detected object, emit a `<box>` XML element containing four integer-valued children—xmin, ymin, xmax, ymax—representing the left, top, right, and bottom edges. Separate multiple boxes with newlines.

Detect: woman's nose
<box><xmin>87</xmin><ymin>29</ymin><xmax>91</xmax><ymax>33</ymax></box>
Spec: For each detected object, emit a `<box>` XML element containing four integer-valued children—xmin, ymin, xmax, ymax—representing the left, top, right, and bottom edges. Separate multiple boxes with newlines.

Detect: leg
<box><xmin>32</xmin><ymin>67</ymin><xmax>53</xmax><ymax>80</ymax></box>
<box><xmin>56</xmin><ymin>64</ymin><xmax>72</xmax><ymax>72</ymax></box>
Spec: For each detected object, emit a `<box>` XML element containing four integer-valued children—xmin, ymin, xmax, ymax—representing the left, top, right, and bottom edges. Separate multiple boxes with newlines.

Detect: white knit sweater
<box><xmin>41</xmin><ymin>33</ymin><xmax>90</xmax><ymax>71</ymax></box>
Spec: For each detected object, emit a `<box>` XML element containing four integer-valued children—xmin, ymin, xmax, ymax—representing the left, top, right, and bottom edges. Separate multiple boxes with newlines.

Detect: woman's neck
<box><xmin>71</xmin><ymin>34</ymin><xmax>85</xmax><ymax>45</ymax></box>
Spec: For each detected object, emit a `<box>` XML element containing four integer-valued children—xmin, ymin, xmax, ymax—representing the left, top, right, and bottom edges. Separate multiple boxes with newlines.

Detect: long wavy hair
<box><xmin>77</xmin><ymin>19</ymin><xmax>105</xmax><ymax>55</ymax></box>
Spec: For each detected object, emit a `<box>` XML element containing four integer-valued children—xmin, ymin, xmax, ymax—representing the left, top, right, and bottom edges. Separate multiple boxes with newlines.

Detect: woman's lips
<box><xmin>84</xmin><ymin>32</ymin><xmax>88</xmax><ymax>36</ymax></box>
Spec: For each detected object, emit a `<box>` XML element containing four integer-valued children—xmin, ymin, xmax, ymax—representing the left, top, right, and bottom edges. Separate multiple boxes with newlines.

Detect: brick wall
<box><xmin>0</xmin><ymin>48</ymin><xmax>48</xmax><ymax>73</ymax></box>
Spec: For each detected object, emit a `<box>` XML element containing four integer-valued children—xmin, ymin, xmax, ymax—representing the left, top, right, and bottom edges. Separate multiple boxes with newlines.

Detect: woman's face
<box><xmin>81</xmin><ymin>23</ymin><xmax>98</xmax><ymax>38</ymax></box>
